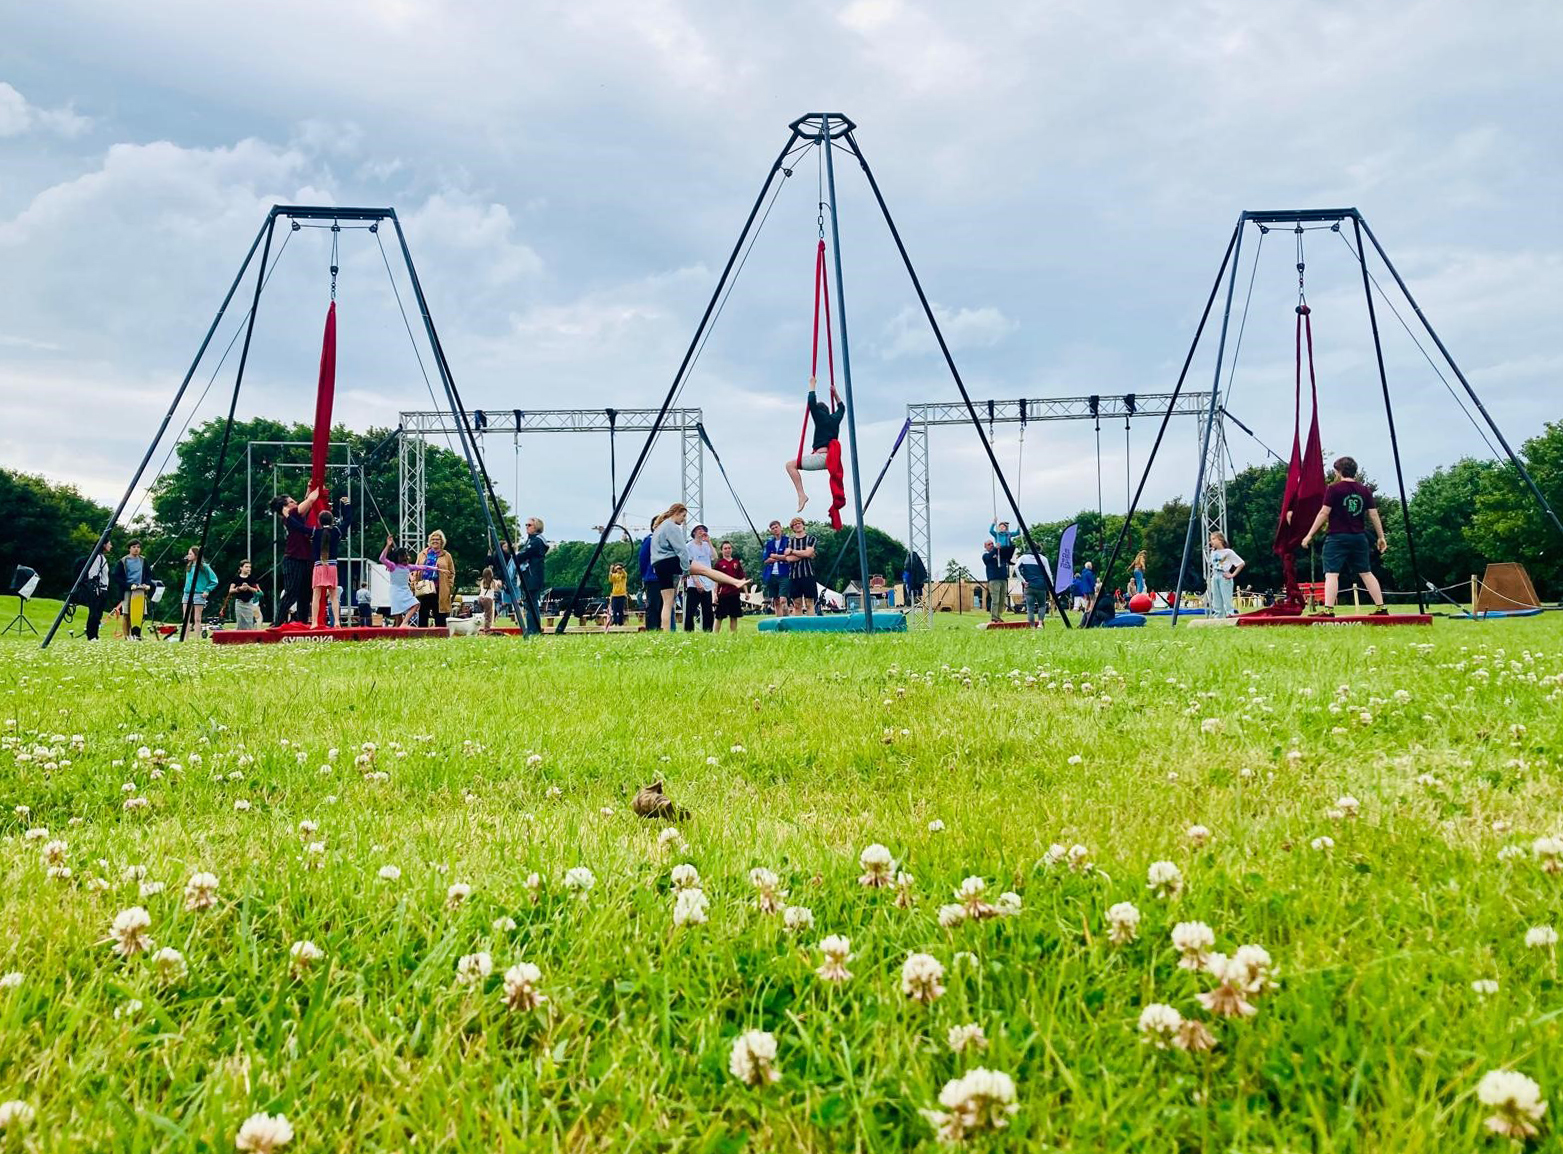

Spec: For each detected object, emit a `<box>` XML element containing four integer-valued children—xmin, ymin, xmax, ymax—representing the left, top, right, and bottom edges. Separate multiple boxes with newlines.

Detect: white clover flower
<box><xmin>1066</xmin><ymin>844</ymin><xmax>1092</xmax><ymax>873</ymax></box>
<box><xmin>1524</xmin><ymin>925</ymin><xmax>1558</xmax><ymax>949</ymax></box>
<box><xmin>1171</xmin><ymin>921</ymin><xmax>1215</xmax><ymax>970</ymax></box>
<box><xmin>123</xmin><ymin>797</ymin><xmax>149</xmax><ymax>812</ymax></box>
<box><xmin>122</xmin><ymin>864</ymin><xmax>146</xmax><ymax>882</ymax></box>
<box><xmin>656</xmin><ymin>827</ymin><xmax>684</xmax><ymax>851</ymax></box>
<box><xmin>40</xmin><ymin>838</ymin><xmax>68</xmax><ymax>867</ymax></box>
<box><xmin>502</xmin><ymin>961</ymin><xmax>547</xmax><ymax>1011</ymax></box>
<box><xmin>492</xmin><ymin>915</ymin><xmax>517</xmax><ymax>933</ymax></box>
<box><xmin>1146</xmin><ymin>860</ymin><xmax>1183</xmax><ymax>899</ymax></box>
<box><xmin>1334</xmin><ymin>795</ymin><xmax>1360</xmax><ymax>819</ymax></box>
<box><xmin>151</xmin><ymin>947</ymin><xmax>187</xmax><ymax>986</ymax></box>
<box><xmin>1196</xmin><ymin>953</ymin><xmax>1259</xmax><ymax>1018</ymax></box>
<box><xmin>1138</xmin><ymin>1002</ymin><xmax>1183</xmax><ymax>1048</ymax></box>
<box><xmin>858</xmin><ymin>843</ymin><xmax>895</xmax><ymax>887</ymax></box>
<box><xmin>894</xmin><ymin>870</ymin><xmax>916</xmax><ymax>909</ymax></box>
<box><xmin>901</xmin><ymin>952</ymin><xmax>945</xmax><ymax>1004</ymax></box>
<box><xmin>919</xmin><ymin>1067</ymin><xmax>1018</xmax><ymax>1143</ymax></box>
<box><xmin>783</xmin><ymin>904</ymin><xmax>815</xmax><ymax>934</ymax></box>
<box><xmin>1186</xmin><ymin>824</ymin><xmax>1211</xmax><ymax>847</ymax></box>
<box><xmin>670</xmin><ymin>863</ymin><xmax>701</xmax><ymax>890</ymax></box>
<box><xmin>938</xmin><ymin>903</ymin><xmax>968</xmax><ymax>929</ymax></box>
<box><xmin>1498</xmin><ymin>845</ymin><xmax>1526</xmax><ymax>863</ymax></box>
<box><xmin>1532</xmin><ymin>835</ymin><xmax>1563</xmax><ymax>875</ymax></box>
<box><xmin>748</xmin><ymin>868</ymin><xmax>787</xmax><ymax>915</ymax></box>
<box><xmin>995</xmin><ymin>891</ymin><xmax>1022</xmax><ymax>917</ymax></box>
<box><xmin>23</xmin><ymin>827</ymin><xmax>49</xmax><ymax>843</ymax></box>
<box><xmin>235</xmin><ymin>1111</ymin><xmax>294</xmax><ymax>1152</ymax></box>
<box><xmin>297</xmin><ymin>819</ymin><xmax>318</xmax><ymax>837</ymax></box>
<box><xmin>0</xmin><ymin>1100</ymin><xmax>32</xmax><ymax>1131</ymax></box>
<box><xmin>1042</xmin><ymin>843</ymin><xmax>1067</xmax><ymax>867</ymax></box>
<box><xmin>947</xmin><ymin>1023</ymin><xmax>988</xmax><ymax>1053</ymax></box>
<box><xmin>1311</xmin><ymin>835</ymin><xmax>1335</xmax><ymax>852</ymax></box>
<box><xmin>672</xmin><ymin>887</ymin><xmax>710</xmax><ymax>927</ymax></box>
<box><xmin>446</xmin><ymin>882</ymin><xmax>472</xmax><ymax>908</ymax></box>
<box><xmin>523</xmin><ymin>872</ymin><xmax>542</xmax><ymax>902</ymax></box>
<box><xmin>729</xmin><ymin>1029</ymin><xmax>780</xmax><ymax>1087</ymax></box>
<box><xmin>113</xmin><ymin>997</ymin><xmax>143</xmax><ymax>1020</ymax></box>
<box><xmin>1232</xmin><ymin>944</ymin><xmax>1277</xmax><ymax>994</ymax></box>
<box><xmin>301</xmin><ymin>842</ymin><xmax>325</xmax><ymax>868</ymax></box>
<box><xmin>183</xmin><ymin>871</ymin><xmax>219</xmax><ymax>911</ymax></box>
<box><xmin>815</xmin><ymin>935</ymin><xmax>853</xmax><ymax>983</ymax></box>
<box><xmin>956</xmin><ymin>875</ymin><xmax>994</xmax><ymax>919</ymax></box>
<box><xmin>1106</xmin><ymin>901</ymin><xmax>1141</xmax><ymax>945</ymax></box>
<box><xmin>0</xmin><ymin>972</ymin><xmax>20</xmax><ymax>991</ymax></box>
<box><xmin>927</xmin><ymin>819</ymin><xmax>946</xmax><ymax>833</ymax></box>
<box><xmin>109</xmin><ymin>906</ymin><xmax>153</xmax><ymax>957</ymax></box>
<box><xmin>1471</xmin><ymin>978</ymin><xmax>1500</xmax><ymax>997</ymax></box>
<box><xmin>1476</xmin><ymin>1069</ymin><xmax>1547</xmax><ymax>1140</ymax></box>
<box><xmin>455</xmin><ymin>951</ymin><xmax>493</xmax><ymax>986</ymax></box>
<box><xmin>563</xmin><ymin>866</ymin><xmax>595</xmax><ymax>898</ymax></box>
<box><xmin>1200</xmin><ymin>717</ymin><xmax>1224</xmax><ymax>735</ymax></box>
<box><xmin>289</xmin><ymin>940</ymin><xmax>324</xmax><ymax>974</ymax></box>
<box><xmin>377</xmin><ymin>864</ymin><xmax>402</xmax><ymax>882</ymax></box>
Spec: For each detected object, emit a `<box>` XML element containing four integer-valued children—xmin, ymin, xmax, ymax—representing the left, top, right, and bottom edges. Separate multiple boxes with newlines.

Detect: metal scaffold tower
<box><xmin>396</xmin><ymin>407</ymin><xmax>704</xmax><ymax>548</ymax></box>
<box><xmin>905</xmin><ymin>391</ymin><xmax>1220</xmax><ymax>580</ymax></box>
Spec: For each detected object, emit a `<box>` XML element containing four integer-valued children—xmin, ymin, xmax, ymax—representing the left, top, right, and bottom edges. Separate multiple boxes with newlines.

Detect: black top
<box><xmin>230</xmin><ymin>573</ymin><xmax>259</xmax><ymax>603</ymax></box>
<box><xmin>519</xmin><ymin>533</ymin><xmax>549</xmax><ymax>591</ymax></box>
<box><xmin>808</xmin><ymin>392</ymin><xmax>845</xmax><ymax>451</ymax></box>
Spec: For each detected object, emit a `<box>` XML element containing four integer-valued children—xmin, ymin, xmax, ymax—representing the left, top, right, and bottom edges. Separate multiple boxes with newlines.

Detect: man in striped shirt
<box><xmin>783</xmin><ymin>516</ymin><xmax>820</xmax><ymax>616</ymax></box>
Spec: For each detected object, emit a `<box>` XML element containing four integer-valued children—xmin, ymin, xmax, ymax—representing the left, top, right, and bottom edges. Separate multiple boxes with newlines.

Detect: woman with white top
<box><xmin>1207</xmin><ymin>532</ymin><xmax>1245</xmax><ymax>618</ymax></box>
<box><xmin>649</xmin><ymin>503</ymin><xmax>746</xmax><ymax>632</ymax></box>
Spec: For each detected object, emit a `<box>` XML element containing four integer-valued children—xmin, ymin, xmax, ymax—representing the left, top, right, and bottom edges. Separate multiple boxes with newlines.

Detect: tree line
<box><xmin>3</xmin><ymin>418</ymin><xmax>1558</xmax><ymax>607</ymax></box>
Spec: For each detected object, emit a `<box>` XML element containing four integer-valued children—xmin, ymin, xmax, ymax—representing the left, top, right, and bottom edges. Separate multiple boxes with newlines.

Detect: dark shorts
<box><xmin>714</xmin><ymin>596</ymin><xmax>743</xmax><ymax>621</ymax></box>
<box><xmin>764</xmin><ymin>575</ymin><xmax>789</xmax><ymax>600</ymax></box>
<box><xmin>1322</xmin><ymin>532</ymin><xmax>1371</xmax><ymax>576</ymax></box>
<box><xmin>652</xmin><ymin>557</ymin><xmax>684</xmax><ymax>585</ymax></box>
<box><xmin>790</xmin><ymin>575</ymin><xmax>818</xmax><ymax>603</ymax></box>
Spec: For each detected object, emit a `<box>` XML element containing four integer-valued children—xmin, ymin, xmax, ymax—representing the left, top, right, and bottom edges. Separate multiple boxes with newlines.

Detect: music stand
<box><xmin>3</xmin><ymin>565</ymin><xmax>40</xmax><ymax>636</ymax></box>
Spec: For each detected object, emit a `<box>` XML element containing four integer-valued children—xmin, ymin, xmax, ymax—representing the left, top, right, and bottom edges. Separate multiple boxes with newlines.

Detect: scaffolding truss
<box><xmin>396</xmin><ymin>407</ymin><xmax>704</xmax><ymax>548</ymax></box>
<box><xmin>905</xmin><ymin>392</ymin><xmax>1220</xmax><ymax>578</ymax></box>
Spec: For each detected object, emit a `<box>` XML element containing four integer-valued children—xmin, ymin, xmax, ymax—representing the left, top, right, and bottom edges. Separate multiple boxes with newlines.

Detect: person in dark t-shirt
<box><xmin>784</xmin><ymin>383</ymin><xmax>846</xmax><ymax>514</ymax></box>
<box><xmin>1300</xmin><ymin>455</ymin><xmax>1389</xmax><ymax>615</ymax></box>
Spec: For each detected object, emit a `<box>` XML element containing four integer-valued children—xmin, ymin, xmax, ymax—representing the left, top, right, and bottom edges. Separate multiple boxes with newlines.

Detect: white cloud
<box><xmin>879</xmin><ymin>304</ymin><xmax>1018</xmax><ymax>360</ymax></box>
<box><xmin>0</xmin><ymin>81</ymin><xmax>91</xmax><ymax>138</ymax></box>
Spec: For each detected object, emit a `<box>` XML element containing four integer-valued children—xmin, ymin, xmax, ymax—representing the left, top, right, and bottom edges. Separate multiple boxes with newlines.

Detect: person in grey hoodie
<box><xmin>648</xmin><ymin>502</ymin><xmax>746</xmax><ymax>632</ymax></box>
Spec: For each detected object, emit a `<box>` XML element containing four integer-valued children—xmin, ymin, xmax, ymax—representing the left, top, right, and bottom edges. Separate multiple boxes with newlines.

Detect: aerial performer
<box><xmin>783</xmin><ymin>239</ymin><xmax>848</xmax><ymax>530</ymax></box>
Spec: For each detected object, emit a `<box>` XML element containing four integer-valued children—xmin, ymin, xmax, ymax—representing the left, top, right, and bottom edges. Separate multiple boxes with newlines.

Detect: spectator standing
<box><xmin>639</xmin><ymin>523</ymin><xmax>661</xmax><ymax>631</ymax></box>
<box><xmin>74</xmin><ymin>539</ymin><xmax>113</xmax><ymax>640</ymax></box>
<box><xmin>683</xmin><ymin>524</ymin><xmax>716</xmax><ymax>632</ymax></box>
<box><xmin>229</xmin><ymin>560</ymin><xmax>262</xmax><ymax>630</ymax></box>
<box><xmin>1017</xmin><ymin>555</ymin><xmax>1049</xmax><ymax>627</ymax></box>
<box><xmin>112</xmin><ymin>540</ymin><xmax>153</xmax><ymax>639</ymax></box>
<box><xmin>761</xmin><ymin>520</ymin><xmax>791</xmax><ymax>617</ymax></box>
<box><xmin>782</xmin><ymin>516</ymin><xmax>819</xmax><ymax>615</ymax></box>
<box><xmin>414</xmin><ymin>530</ymin><xmax>455</xmax><ymax>627</ymax></box>
<box><xmin>517</xmin><ymin>517</ymin><xmax>549</xmax><ymax>635</ymax></box>
<box><xmin>713</xmin><ymin>541</ymin><xmax>747</xmax><ymax>633</ymax></box>
<box><xmin>982</xmin><ymin>541</ymin><xmax>1006</xmax><ymax>623</ymax></box>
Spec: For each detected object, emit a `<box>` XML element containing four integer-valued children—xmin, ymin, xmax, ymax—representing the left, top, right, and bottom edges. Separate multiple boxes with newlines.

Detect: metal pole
<box><xmin>1356</xmin><ymin>215</ymin><xmax>1563</xmax><ymax>542</ymax></box>
<box><xmin>271</xmin><ymin>467</ymin><xmax>279</xmax><ymax>621</ymax></box>
<box><xmin>41</xmin><ymin>214</ymin><xmax>272</xmax><ymax>648</ymax></box>
<box><xmin>824</xmin><ymin>417</ymin><xmax>912</xmax><ymax>586</ymax></box>
<box><xmin>389</xmin><ymin>214</ymin><xmax>523</xmax><ymax>613</ymax></box>
<box><xmin>1351</xmin><ymin>214</ymin><xmax>1426</xmax><ymax>614</ymax></box>
<box><xmin>606</xmin><ymin>408</ymin><xmax>618</xmax><ymax>512</ymax></box>
<box><xmin>842</xmin><ymin>129</ymin><xmax>1071</xmax><ymax>625</ymax></box>
<box><xmin>1094</xmin><ymin>220</ymin><xmax>1241</xmax><ymax>627</ymax></box>
<box><xmin>821</xmin><ymin>116</ymin><xmax>874</xmax><ymax>629</ymax></box>
<box><xmin>1171</xmin><ymin>216</ymin><xmax>1247</xmax><ymax>628</ymax></box>
<box><xmin>181</xmin><ymin>213</ymin><xmax>280</xmax><ymax>641</ymax></box>
<box><xmin>553</xmin><ymin>128</ymin><xmax>802</xmax><ymax>631</ymax></box>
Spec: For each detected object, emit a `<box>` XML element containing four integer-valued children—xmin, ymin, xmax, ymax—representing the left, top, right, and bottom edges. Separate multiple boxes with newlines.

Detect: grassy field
<box><xmin>1</xmin><ymin>612</ymin><xmax>1560</xmax><ymax>1151</ymax></box>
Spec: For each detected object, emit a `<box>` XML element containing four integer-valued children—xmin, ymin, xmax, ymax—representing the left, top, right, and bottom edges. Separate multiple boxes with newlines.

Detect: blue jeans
<box><xmin>1025</xmin><ymin>588</ymin><xmax>1046</xmax><ymax>625</ymax></box>
<box><xmin>1208</xmin><ymin>575</ymin><xmax>1234</xmax><ymax>617</ymax></box>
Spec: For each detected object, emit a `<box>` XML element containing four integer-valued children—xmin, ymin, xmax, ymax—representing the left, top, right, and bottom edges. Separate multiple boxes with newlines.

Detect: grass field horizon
<box><xmin>2</xmin><ymin>613</ymin><xmax>1560</xmax><ymax>1151</ymax></box>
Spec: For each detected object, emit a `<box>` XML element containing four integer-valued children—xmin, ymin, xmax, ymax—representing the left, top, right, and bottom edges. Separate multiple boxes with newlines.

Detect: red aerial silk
<box><xmin>796</xmin><ymin>240</ymin><xmax>841</xmax><ymax>466</ymax></box>
<box><xmin>1265</xmin><ymin>303</ymin><xmax>1325</xmax><ymax>614</ymax></box>
<box><xmin>306</xmin><ymin>301</ymin><xmax>337</xmax><ymax>527</ymax></box>
<box><xmin>826</xmin><ymin>439</ymin><xmax>845</xmax><ymax>531</ymax></box>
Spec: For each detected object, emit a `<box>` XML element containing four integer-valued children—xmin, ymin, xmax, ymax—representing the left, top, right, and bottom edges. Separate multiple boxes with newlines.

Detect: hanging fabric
<box><xmin>796</xmin><ymin>238</ymin><xmax>847</xmax><ymax>530</ymax></box>
<box><xmin>306</xmin><ymin>229</ymin><xmax>341</xmax><ymax>528</ymax></box>
<box><xmin>1266</xmin><ymin>236</ymin><xmax>1325</xmax><ymax>614</ymax></box>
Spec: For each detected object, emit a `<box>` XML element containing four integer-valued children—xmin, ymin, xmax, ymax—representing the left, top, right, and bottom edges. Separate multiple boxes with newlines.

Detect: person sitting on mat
<box><xmin>785</xmin><ymin>381</ymin><xmax>845</xmax><ymax>513</ymax></box>
<box><xmin>649</xmin><ymin>502</ymin><xmax>748</xmax><ymax>632</ymax></box>
<box><xmin>1300</xmin><ymin>456</ymin><xmax>1389</xmax><ymax>616</ymax></box>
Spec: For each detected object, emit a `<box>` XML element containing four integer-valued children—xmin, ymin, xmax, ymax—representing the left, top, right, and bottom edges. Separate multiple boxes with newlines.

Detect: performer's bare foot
<box><xmin>797</xmin><ymin>492</ymin><xmax>809</xmax><ymax>512</ymax></box>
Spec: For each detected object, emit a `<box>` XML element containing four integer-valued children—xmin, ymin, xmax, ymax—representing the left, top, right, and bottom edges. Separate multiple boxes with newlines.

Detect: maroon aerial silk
<box><xmin>306</xmin><ymin>302</ymin><xmax>337</xmax><ymax>528</ymax></box>
<box><xmin>1265</xmin><ymin>304</ymin><xmax>1325</xmax><ymax>613</ymax></box>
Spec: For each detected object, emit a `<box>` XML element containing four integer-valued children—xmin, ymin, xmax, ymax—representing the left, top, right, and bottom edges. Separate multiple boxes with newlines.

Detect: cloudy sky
<box><xmin>3</xmin><ymin>0</ymin><xmax>1559</xmax><ymax>572</ymax></box>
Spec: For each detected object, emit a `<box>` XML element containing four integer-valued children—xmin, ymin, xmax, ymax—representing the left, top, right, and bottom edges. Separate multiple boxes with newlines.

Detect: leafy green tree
<box><xmin>1408</xmin><ymin>458</ymin><xmax>1497</xmax><ymax>591</ymax></box>
<box><xmin>0</xmin><ymin>469</ymin><xmax>115</xmax><ymax>596</ymax></box>
<box><xmin>1142</xmin><ymin>499</ymin><xmax>1194</xmax><ymax>590</ymax></box>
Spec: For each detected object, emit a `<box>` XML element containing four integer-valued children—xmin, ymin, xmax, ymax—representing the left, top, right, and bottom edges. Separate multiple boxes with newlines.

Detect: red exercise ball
<box><xmin>1128</xmin><ymin>592</ymin><xmax>1153</xmax><ymax>613</ymax></box>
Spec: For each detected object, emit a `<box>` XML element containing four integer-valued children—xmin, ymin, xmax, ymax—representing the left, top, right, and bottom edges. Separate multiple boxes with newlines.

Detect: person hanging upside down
<box><xmin>785</xmin><ymin>380</ymin><xmax>845</xmax><ymax>514</ymax></box>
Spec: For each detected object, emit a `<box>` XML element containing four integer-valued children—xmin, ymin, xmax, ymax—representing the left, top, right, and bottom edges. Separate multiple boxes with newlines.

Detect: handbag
<box><xmin>413</xmin><ymin>578</ymin><xmax>436</xmax><ymax>597</ymax></box>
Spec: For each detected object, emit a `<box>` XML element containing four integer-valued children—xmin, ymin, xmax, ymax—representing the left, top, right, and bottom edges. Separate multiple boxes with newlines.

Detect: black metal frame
<box><xmin>554</xmin><ymin>113</ymin><xmax>1064</xmax><ymax>631</ymax></box>
<box><xmin>41</xmin><ymin>205</ymin><xmax>519</xmax><ymax>648</ymax></box>
<box><xmin>1091</xmin><ymin>207</ymin><xmax>1562</xmax><ymax>627</ymax></box>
